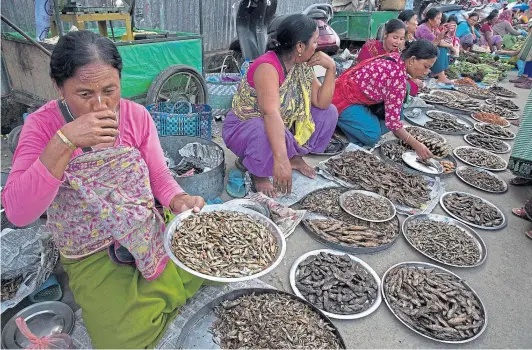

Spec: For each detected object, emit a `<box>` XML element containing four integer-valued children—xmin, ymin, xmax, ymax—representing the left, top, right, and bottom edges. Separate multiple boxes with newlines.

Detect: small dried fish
<box><xmin>171</xmin><ymin>211</ymin><xmax>278</xmax><ymax>278</ymax></box>
<box><xmin>342</xmin><ymin>192</ymin><xmax>393</xmax><ymax>221</ymax></box>
<box><xmin>446</xmin><ymin>99</ymin><xmax>481</xmax><ymax>113</ymax></box>
<box><xmin>455</xmin><ymin>85</ymin><xmax>496</xmax><ymax>99</ymax></box>
<box><xmin>465</xmin><ymin>133</ymin><xmax>510</xmax><ymax>153</ymax></box>
<box><xmin>478</xmin><ymin>104</ymin><xmax>519</xmax><ymax>120</ymax></box>
<box><xmin>475</xmin><ymin>123</ymin><xmax>515</xmax><ymax>139</ymax></box>
<box><xmin>384</xmin><ymin>266</ymin><xmax>485</xmax><ymax>341</ymax></box>
<box><xmin>425</xmin><ymin>111</ymin><xmax>472</xmax><ymax>133</ymax></box>
<box><xmin>406</xmin><ymin>219</ymin><xmax>481</xmax><ymax>266</ymax></box>
<box><xmin>456</xmin><ymin>167</ymin><xmax>506</xmax><ymax>192</ymax></box>
<box><xmin>486</xmin><ymin>97</ymin><xmax>519</xmax><ymax>111</ymax></box>
<box><xmin>325</xmin><ymin>151</ymin><xmax>432</xmax><ymax>209</ymax></box>
<box><xmin>420</xmin><ymin>94</ymin><xmax>450</xmax><ymax>104</ymax></box>
<box><xmin>296</xmin><ymin>252</ymin><xmax>378</xmax><ymax>315</ymax></box>
<box><xmin>455</xmin><ymin>147</ymin><xmax>506</xmax><ymax>170</ymax></box>
<box><xmin>381</xmin><ymin>142</ymin><xmax>409</xmax><ymax>163</ymax></box>
<box><xmin>212</xmin><ymin>292</ymin><xmax>342</xmax><ymax>349</ymax></box>
<box><xmin>471</xmin><ymin>112</ymin><xmax>508</xmax><ymax>127</ymax></box>
<box><xmin>487</xmin><ymin>86</ymin><xmax>517</xmax><ymax>98</ymax></box>
<box><xmin>440</xmin><ymin>160</ymin><xmax>456</xmax><ymax>173</ymax></box>
<box><xmin>443</xmin><ymin>193</ymin><xmax>503</xmax><ymax>227</ymax></box>
<box><xmin>403</xmin><ymin>127</ymin><xmax>452</xmax><ymax>158</ymax></box>
<box><xmin>1</xmin><ymin>276</ymin><xmax>22</xmax><ymax>301</ymax></box>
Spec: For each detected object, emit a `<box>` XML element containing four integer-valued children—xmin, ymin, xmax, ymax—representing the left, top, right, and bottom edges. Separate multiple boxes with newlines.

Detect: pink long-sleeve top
<box><xmin>2</xmin><ymin>99</ymin><xmax>183</xmax><ymax>227</ymax></box>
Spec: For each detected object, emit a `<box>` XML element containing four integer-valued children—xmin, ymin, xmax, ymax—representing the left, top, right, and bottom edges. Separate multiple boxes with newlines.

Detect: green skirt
<box><xmin>508</xmin><ymin>90</ymin><xmax>532</xmax><ymax>179</ymax></box>
<box><xmin>62</xmin><ymin>251</ymin><xmax>204</xmax><ymax>349</ymax></box>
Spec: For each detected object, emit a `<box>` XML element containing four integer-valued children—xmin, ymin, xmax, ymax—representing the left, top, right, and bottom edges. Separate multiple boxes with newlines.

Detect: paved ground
<box><xmin>1</xmin><ymin>73</ymin><xmax>531</xmax><ymax>348</ymax></box>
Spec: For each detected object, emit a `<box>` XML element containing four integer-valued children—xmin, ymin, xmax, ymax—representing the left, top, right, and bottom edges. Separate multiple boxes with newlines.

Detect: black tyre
<box><xmin>146</xmin><ymin>65</ymin><xmax>207</xmax><ymax>106</ymax></box>
<box><xmin>7</xmin><ymin>125</ymin><xmax>23</xmax><ymax>154</ymax></box>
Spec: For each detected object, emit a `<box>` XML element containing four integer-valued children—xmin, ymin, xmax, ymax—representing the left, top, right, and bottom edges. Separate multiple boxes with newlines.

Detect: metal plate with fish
<box><xmin>339</xmin><ymin>190</ymin><xmax>396</xmax><ymax>223</ymax></box>
<box><xmin>381</xmin><ymin>262</ymin><xmax>487</xmax><ymax>344</ymax></box>
<box><xmin>455</xmin><ymin>166</ymin><xmax>508</xmax><ymax>193</ymax></box>
<box><xmin>402</xmin><ymin>214</ymin><xmax>487</xmax><ymax>268</ymax></box>
<box><xmin>402</xmin><ymin>151</ymin><xmax>444</xmax><ymax>175</ymax></box>
<box><xmin>473</xmin><ymin>123</ymin><xmax>516</xmax><ymax>140</ymax></box>
<box><xmin>164</xmin><ymin>205</ymin><xmax>286</xmax><ymax>283</ymax></box>
<box><xmin>485</xmin><ymin>97</ymin><xmax>520</xmax><ymax>111</ymax></box>
<box><xmin>439</xmin><ymin>191</ymin><xmax>506</xmax><ymax>230</ymax></box>
<box><xmin>290</xmin><ymin>249</ymin><xmax>382</xmax><ymax>320</ymax></box>
<box><xmin>404</xmin><ymin>108</ymin><xmax>473</xmax><ymax>135</ymax></box>
<box><xmin>463</xmin><ymin>133</ymin><xmax>511</xmax><ymax>154</ymax></box>
<box><xmin>175</xmin><ymin>288</ymin><xmax>347</xmax><ymax>349</ymax></box>
<box><xmin>2</xmin><ymin>301</ymin><xmax>75</xmax><ymax>349</ymax></box>
<box><xmin>453</xmin><ymin>146</ymin><xmax>508</xmax><ymax>172</ymax></box>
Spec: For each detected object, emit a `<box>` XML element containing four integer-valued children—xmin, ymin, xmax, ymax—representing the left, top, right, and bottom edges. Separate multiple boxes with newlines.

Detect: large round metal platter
<box><xmin>485</xmin><ymin>98</ymin><xmax>520</xmax><ymax>111</ymax></box>
<box><xmin>404</xmin><ymin>126</ymin><xmax>447</xmax><ymax>144</ymax></box>
<box><xmin>175</xmin><ymin>288</ymin><xmax>347</xmax><ymax>349</ymax></box>
<box><xmin>470</xmin><ymin>113</ymin><xmax>510</xmax><ymax>128</ymax></box>
<box><xmin>463</xmin><ymin>133</ymin><xmax>512</xmax><ymax>154</ymax></box>
<box><xmin>310</xmin><ymin>135</ymin><xmax>347</xmax><ymax>156</ymax></box>
<box><xmin>2</xmin><ymin>301</ymin><xmax>75</xmax><ymax>349</ymax></box>
<box><xmin>454</xmin><ymin>86</ymin><xmax>496</xmax><ymax>100</ymax></box>
<box><xmin>488</xmin><ymin>86</ymin><xmax>518</xmax><ymax>98</ymax></box>
<box><xmin>429</xmin><ymin>90</ymin><xmax>457</xmax><ymax>102</ymax></box>
<box><xmin>453</xmin><ymin>146</ymin><xmax>508</xmax><ymax>172</ymax></box>
<box><xmin>439</xmin><ymin>191</ymin><xmax>507</xmax><ymax>230</ymax></box>
<box><xmin>381</xmin><ymin>261</ymin><xmax>487</xmax><ymax>344</ymax></box>
<box><xmin>419</xmin><ymin>93</ymin><xmax>449</xmax><ymax>104</ymax></box>
<box><xmin>478</xmin><ymin>104</ymin><xmax>520</xmax><ymax>120</ymax></box>
<box><xmin>402</xmin><ymin>214</ymin><xmax>487</xmax><ymax>268</ymax></box>
<box><xmin>455</xmin><ymin>166</ymin><xmax>508</xmax><ymax>193</ymax></box>
<box><xmin>339</xmin><ymin>190</ymin><xmax>396</xmax><ymax>223</ymax></box>
<box><xmin>474</xmin><ymin>122</ymin><xmax>516</xmax><ymax>140</ymax></box>
<box><xmin>402</xmin><ymin>151</ymin><xmax>443</xmax><ymax>175</ymax></box>
<box><xmin>289</xmin><ymin>249</ymin><xmax>382</xmax><ymax>320</ymax></box>
<box><xmin>164</xmin><ymin>204</ymin><xmax>286</xmax><ymax>283</ymax></box>
<box><xmin>404</xmin><ymin>109</ymin><xmax>474</xmax><ymax>135</ymax></box>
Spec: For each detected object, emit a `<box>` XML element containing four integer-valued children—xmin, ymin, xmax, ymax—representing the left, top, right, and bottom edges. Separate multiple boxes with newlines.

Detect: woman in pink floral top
<box><xmin>333</xmin><ymin>40</ymin><xmax>438</xmax><ymax>159</ymax></box>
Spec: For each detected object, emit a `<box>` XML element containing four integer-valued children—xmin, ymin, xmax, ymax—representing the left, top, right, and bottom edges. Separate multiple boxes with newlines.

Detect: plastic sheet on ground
<box><xmin>317</xmin><ymin>144</ymin><xmax>445</xmax><ymax>215</ymax></box>
<box><xmin>1</xmin><ymin>226</ymin><xmax>59</xmax><ymax>313</ymax></box>
<box><xmin>69</xmin><ymin>279</ymin><xmax>275</xmax><ymax>349</ymax></box>
<box><xmin>177</xmin><ymin>142</ymin><xmax>224</xmax><ymax>171</ymax></box>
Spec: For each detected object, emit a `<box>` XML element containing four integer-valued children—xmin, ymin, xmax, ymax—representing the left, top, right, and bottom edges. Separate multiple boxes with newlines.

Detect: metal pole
<box><xmin>0</xmin><ymin>15</ymin><xmax>52</xmax><ymax>57</ymax></box>
<box><xmin>52</xmin><ymin>0</ymin><xmax>64</xmax><ymax>36</ymax></box>
<box><xmin>199</xmin><ymin>0</ymin><xmax>205</xmax><ymax>76</ymax></box>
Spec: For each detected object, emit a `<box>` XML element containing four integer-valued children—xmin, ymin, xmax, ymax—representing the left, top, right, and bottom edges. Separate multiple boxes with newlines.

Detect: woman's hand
<box><xmin>273</xmin><ymin>156</ymin><xmax>292</xmax><ymax>195</ymax></box>
<box><xmin>413</xmin><ymin>141</ymin><xmax>433</xmax><ymax>160</ymax></box>
<box><xmin>412</xmin><ymin>78</ymin><xmax>424</xmax><ymax>88</ymax></box>
<box><xmin>170</xmin><ymin>193</ymin><xmax>205</xmax><ymax>213</ymax></box>
<box><xmin>307</xmin><ymin>52</ymin><xmax>336</xmax><ymax>71</ymax></box>
<box><xmin>61</xmin><ymin>110</ymin><xmax>119</xmax><ymax>148</ymax></box>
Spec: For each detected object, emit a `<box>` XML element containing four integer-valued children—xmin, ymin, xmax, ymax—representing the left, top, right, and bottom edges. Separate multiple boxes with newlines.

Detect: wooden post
<box><xmin>98</xmin><ymin>20</ymin><xmax>108</xmax><ymax>37</ymax></box>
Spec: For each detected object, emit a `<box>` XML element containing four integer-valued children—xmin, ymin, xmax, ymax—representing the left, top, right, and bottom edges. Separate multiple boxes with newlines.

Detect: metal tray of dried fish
<box><xmin>381</xmin><ymin>262</ymin><xmax>487</xmax><ymax>344</ymax></box>
<box><xmin>488</xmin><ymin>86</ymin><xmax>518</xmax><ymax>98</ymax></box>
<box><xmin>439</xmin><ymin>191</ymin><xmax>506</xmax><ymax>230</ymax></box>
<box><xmin>339</xmin><ymin>190</ymin><xmax>396</xmax><ymax>222</ymax></box>
<box><xmin>463</xmin><ymin>133</ymin><xmax>511</xmax><ymax>154</ymax></box>
<box><xmin>453</xmin><ymin>146</ymin><xmax>508</xmax><ymax>172</ymax></box>
<box><xmin>474</xmin><ymin>123</ymin><xmax>516</xmax><ymax>140</ymax></box>
<box><xmin>164</xmin><ymin>205</ymin><xmax>286</xmax><ymax>283</ymax></box>
<box><xmin>470</xmin><ymin>112</ymin><xmax>510</xmax><ymax>128</ymax></box>
<box><xmin>404</xmin><ymin>108</ymin><xmax>473</xmax><ymax>135</ymax></box>
<box><xmin>377</xmin><ymin>140</ymin><xmax>457</xmax><ymax>178</ymax></box>
<box><xmin>310</xmin><ymin>135</ymin><xmax>347</xmax><ymax>156</ymax></box>
<box><xmin>485</xmin><ymin>98</ymin><xmax>519</xmax><ymax>111</ymax></box>
<box><xmin>175</xmin><ymin>288</ymin><xmax>346</xmax><ymax>349</ymax></box>
<box><xmin>455</xmin><ymin>166</ymin><xmax>508</xmax><ymax>193</ymax></box>
<box><xmin>290</xmin><ymin>249</ymin><xmax>382</xmax><ymax>320</ymax></box>
<box><xmin>478</xmin><ymin>104</ymin><xmax>519</xmax><ymax>120</ymax></box>
<box><xmin>402</xmin><ymin>214</ymin><xmax>487</xmax><ymax>268</ymax></box>
<box><xmin>419</xmin><ymin>93</ymin><xmax>450</xmax><ymax>105</ymax></box>
<box><xmin>454</xmin><ymin>86</ymin><xmax>496</xmax><ymax>100</ymax></box>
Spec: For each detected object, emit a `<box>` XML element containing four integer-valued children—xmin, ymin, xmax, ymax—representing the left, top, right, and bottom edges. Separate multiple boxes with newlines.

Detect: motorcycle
<box><xmin>230</xmin><ymin>0</ymin><xmax>340</xmax><ymax>63</ymax></box>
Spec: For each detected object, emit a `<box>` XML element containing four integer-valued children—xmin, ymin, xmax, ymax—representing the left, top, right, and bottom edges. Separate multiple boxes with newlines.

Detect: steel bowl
<box><xmin>164</xmin><ymin>204</ymin><xmax>286</xmax><ymax>283</ymax></box>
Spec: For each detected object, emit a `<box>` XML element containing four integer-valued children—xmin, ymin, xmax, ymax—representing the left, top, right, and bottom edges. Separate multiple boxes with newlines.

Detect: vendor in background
<box><xmin>457</xmin><ymin>13</ymin><xmax>482</xmax><ymax>50</ymax></box>
<box><xmin>498</xmin><ymin>21</ymin><xmax>532</xmax><ymax>89</ymax></box>
<box><xmin>2</xmin><ymin>30</ymin><xmax>207</xmax><ymax>348</ymax></box>
<box><xmin>443</xmin><ymin>15</ymin><xmax>461</xmax><ymax>58</ymax></box>
<box><xmin>333</xmin><ymin>39</ymin><xmax>438</xmax><ymax>158</ymax></box>
<box><xmin>480</xmin><ymin>12</ymin><xmax>504</xmax><ymax>51</ymax></box>
<box><xmin>398</xmin><ymin>10</ymin><xmax>418</xmax><ymax>42</ymax></box>
<box><xmin>415</xmin><ymin>9</ymin><xmax>453</xmax><ymax>84</ymax></box>
<box><xmin>223</xmin><ymin>14</ymin><xmax>338</xmax><ymax>198</ymax></box>
<box><xmin>493</xmin><ymin>8</ymin><xmax>529</xmax><ymax>41</ymax></box>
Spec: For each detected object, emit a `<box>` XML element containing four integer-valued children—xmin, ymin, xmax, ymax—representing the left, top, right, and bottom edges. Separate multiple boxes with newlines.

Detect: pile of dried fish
<box><xmin>342</xmin><ymin>192</ymin><xmax>393</xmax><ymax>221</ymax></box>
<box><xmin>420</xmin><ymin>94</ymin><xmax>450</xmax><ymax>104</ymax></box>
<box><xmin>1</xmin><ymin>276</ymin><xmax>22</xmax><ymax>301</ymax></box>
<box><xmin>465</xmin><ymin>133</ymin><xmax>509</xmax><ymax>153</ymax></box>
<box><xmin>212</xmin><ymin>292</ymin><xmax>342</xmax><ymax>349</ymax></box>
<box><xmin>381</xmin><ymin>142</ymin><xmax>409</xmax><ymax>163</ymax></box>
<box><xmin>171</xmin><ymin>211</ymin><xmax>277</xmax><ymax>278</ymax></box>
<box><xmin>478</xmin><ymin>104</ymin><xmax>519</xmax><ymax>120</ymax></box>
<box><xmin>455</xmin><ymin>147</ymin><xmax>505</xmax><ymax>170</ymax></box>
<box><xmin>456</xmin><ymin>167</ymin><xmax>506</xmax><ymax>192</ymax></box>
<box><xmin>304</xmin><ymin>218</ymin><xmax>395</xmax><ymax>248</ymax></box>
<box><xmin>430</xmin><ymin>91</ymin><xmax>457</xmax><ymax>102</ymax></box>
<box><xmin>425</xmin><ymin>111</ymin><xmax>472</xmax><ymax>133</ymax></box>
<box><xmin>488</xmin><ymin>86</ymin><xmax>517</xmax><ymax>98</ymax></box>
<box><xmin>325</xmin><ymin>151</ymin><xmax>431</xmax><ymax>208</ymax></box>
<box><xmin>471</xmin><ymin>112</ymin><xmax>508</xmax><ymax>127</ymax></box>
<box><xmin>446</xmin><ymin>99</ymin><xmax>481</xmax><ymax>112</ymax></box>
<box><xmin>405</xmin><ymin>220</ymin><xmax>481</xmax><ymax>266</ymax></box>
<box><xmin>403</xmin><ymin>127</ymin><xmax>451</xmax><ymax>158</ymax></box>
<box><xmin>384</xmin><ymin>266</ymin><xmax>485</xmax><ymax>341</ymax></box>
<box><xmin>475</xmin><ymin>123</ymin><xmax>515</xmax><ymax>139</ymax></box>
<box><xmin>486</xmin><ymin>97</ymin><xmax>519</xmax><ymax>111</ymax></box>
<box><xmin>443</xmin><ymin>193</ymin><xmax>503</xmax><ymax>227</ymax></box>
<box><xmin>444</xmin><ymin>90</ymin><xmax>471</xmax><ymax>102</ymax></box>
<box><xmin>295</xmin><ymin>252</ymin><xmax>378</xmax><ymax>314</ymax></box>
<box><xmin>455</xmin><ymin>85</ymin><xmax>495</xmax><ymax>99</ymax></box>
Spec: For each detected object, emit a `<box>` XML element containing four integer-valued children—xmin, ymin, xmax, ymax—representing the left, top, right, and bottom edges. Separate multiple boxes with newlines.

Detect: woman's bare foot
<box><xmin>290</xmin><ymin>156</ymin><xmax>316</xmax><ymax>178</ymax></box>
<box><xmin>251</xmin><ymin>175</ymin><xmax>277</xmax><ymax>198</ymax></box>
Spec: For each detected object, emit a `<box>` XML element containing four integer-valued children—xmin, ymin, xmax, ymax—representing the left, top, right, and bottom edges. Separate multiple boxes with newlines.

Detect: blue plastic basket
<box><xmin>146</xmin><ymin>101</ymin><xmax>213</xmax><ymax>140</ymax></box>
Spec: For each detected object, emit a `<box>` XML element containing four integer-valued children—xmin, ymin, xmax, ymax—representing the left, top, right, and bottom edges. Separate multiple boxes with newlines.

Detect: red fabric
<box><xmin>247</xmin><ymin>51</ymin><xmax>286</xmax><ymax>88</ymax></box>
<box><xmin>480</xmin><ymin>23</ymin><xmax>492</xmax><ymax>33</ymax></box>
<box><xmin>356</xmin><ymin>39</ymin><xmax>387</xmax><ymax>64</ymax></box>
<box><xmin>408</xmin><ymin>79</ymin><xmax>419</xmax><ymax>96</ymax></box>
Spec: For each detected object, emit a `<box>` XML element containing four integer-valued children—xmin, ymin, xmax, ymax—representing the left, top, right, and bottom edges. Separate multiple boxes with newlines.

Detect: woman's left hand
<box><xmin>307</xmin><ymin>52</ymin><xmax>336</xmax><ymax>70</ymax></box>
<box><xmin>170</xmin><ymin>193</ymin><xmax>205</xmax><ymax>213</ymax></box>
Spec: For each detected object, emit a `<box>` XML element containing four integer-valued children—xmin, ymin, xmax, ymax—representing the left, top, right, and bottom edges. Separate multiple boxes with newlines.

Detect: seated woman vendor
<box><xmin>2</xmin><ymin>31</ymin><xmax>207</xmax><ymax>349</ymax></box>
<box><xmin>223</xmin><ymin>14</ymin><xmax>338</xmax><ymax>198</ymax></box>
<box><xmin>456</xmin><ymin>13</ymin><xmax>482</xmax><ymax>50</ymax></box>
<box><xmin>333</xmin><ymin>39</ymin><xmax>438</xmax><ymax>159</ymax></box>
